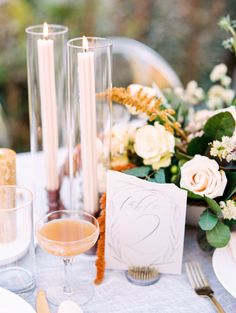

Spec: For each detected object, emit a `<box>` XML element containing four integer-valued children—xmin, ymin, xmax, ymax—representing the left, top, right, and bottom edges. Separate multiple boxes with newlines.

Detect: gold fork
<box><xmin>185</xmin><ymin>262</ymin><xmax>225</xmax><ymax>313</ymax></box>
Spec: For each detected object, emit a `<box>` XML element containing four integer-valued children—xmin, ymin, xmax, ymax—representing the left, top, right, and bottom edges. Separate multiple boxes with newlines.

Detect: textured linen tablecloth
<box><xmin>15</xmin><ymin>153</ymin><xmax>236</xmax><ymax>313</ymax></box>
<box><xmin>23</xmin><ymin>228</ymin><xmax>235</xmax><ymax>313</ymax></box>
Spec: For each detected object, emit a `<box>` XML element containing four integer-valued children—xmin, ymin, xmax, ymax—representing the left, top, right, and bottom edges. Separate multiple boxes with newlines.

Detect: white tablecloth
<box><xmin>16</xmin><ymin>153</ymin><xmax>236</xmax><ymax>313</ymax></box>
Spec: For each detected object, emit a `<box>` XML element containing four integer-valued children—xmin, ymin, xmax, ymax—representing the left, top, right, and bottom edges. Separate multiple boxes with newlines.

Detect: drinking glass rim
<box><xmin>0</xmin><ymin>185</ymin><xmax>33</xmax><ymax>212</ymax></box>
<box><xmin>25</xmin><ymin>24</ymin><xmax>69</xmax><ymax>36</ymax></box>
<box><xmin>67</xmin><ymin>37</ymin><xmax>112</xmax><ymax>50</ymax></box>
<box><xmin>36</xmin><ymin>209</ymin><xmax>100</xmax><ymax>245</ymax></box>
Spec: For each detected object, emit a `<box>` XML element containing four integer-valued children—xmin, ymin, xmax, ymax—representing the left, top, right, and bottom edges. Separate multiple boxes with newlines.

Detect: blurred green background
<box><xmin>0</xmin><ymin>0</ymin><xmax>235</xmax><ymax>152</ymax></box>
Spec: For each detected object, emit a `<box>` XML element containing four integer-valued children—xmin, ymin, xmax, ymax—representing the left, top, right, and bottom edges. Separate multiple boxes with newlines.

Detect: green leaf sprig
<box><xmin>219</xmin><ymin>15</ymin><xmax>236</xmax><ymax>55</ymax></box>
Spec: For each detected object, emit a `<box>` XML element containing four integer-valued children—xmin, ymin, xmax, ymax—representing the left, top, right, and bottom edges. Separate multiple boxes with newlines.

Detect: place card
<box><xmin>105</xmin><ymin>170</ymin><xmax>187</xmax><ymax>274</ymax></box>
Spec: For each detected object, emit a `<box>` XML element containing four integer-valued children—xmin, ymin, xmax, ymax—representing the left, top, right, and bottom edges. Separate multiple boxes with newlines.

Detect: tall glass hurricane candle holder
<box><xmin>67</xmin><ymin>37</ymin><xmax>112</xmax><ymax>216</ymax></box>
<box><xmin>26</xmin><ymin>24</ymin><xmax>68</xmax><ymax>215</ymax></box>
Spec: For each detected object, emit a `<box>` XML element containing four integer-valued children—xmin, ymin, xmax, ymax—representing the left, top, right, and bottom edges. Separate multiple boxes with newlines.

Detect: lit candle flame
<box><xmin>82</xmin><ymin>36</ymin><xmax>88</xmax><ymax>52</ymax></box>
<box><xmin>43</xmin><ymin>22</ymin><xmax>48</xmax><ymax>39</ymax></box>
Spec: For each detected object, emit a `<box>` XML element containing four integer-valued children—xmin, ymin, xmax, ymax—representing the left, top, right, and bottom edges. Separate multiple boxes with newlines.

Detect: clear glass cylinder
<box><xmin>67</xmin><ymin>37</ymin><xmax>112</xmax><ymax>215</ymax></box>
<box><xmin>0</xmin><ymin>186</ymin><xmax>35</xmax><ymax>295</ymax></box>
<box><xmin>26</xmin><ymin>24</ymin><xmax>68</xmax><ymax>214</ymax></box>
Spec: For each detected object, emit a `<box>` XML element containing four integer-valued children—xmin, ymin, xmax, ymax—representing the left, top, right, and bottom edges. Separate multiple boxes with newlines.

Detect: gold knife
<box><xmin>36</xmin><ymin>290</ymin><xmax>51</xmax><ymax>313</ymax></box>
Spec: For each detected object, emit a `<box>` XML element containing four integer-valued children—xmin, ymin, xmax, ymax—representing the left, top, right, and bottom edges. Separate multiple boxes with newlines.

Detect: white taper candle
<box><xmin>37</xmin><ymin>23</ymin><xmax>59</xmax><ymax>191</ymax></box>
<box><xmin>78</xmin><ymin>36</ymin><xmax>98</xmax><ymax>214</ymax></box>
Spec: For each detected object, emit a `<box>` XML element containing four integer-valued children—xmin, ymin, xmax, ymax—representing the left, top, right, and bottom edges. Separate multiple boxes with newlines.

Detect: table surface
<box><xmin>15</xmin><ymin>153</ymin><xmax>236</xmax><ymax>313</ymax></box>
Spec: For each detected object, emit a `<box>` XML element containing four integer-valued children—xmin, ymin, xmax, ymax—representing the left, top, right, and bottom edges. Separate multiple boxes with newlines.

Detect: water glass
<box><xmin>0</xmin><ymin>186</ymin><xmax>35</xmax><ymax>295</ymax></box>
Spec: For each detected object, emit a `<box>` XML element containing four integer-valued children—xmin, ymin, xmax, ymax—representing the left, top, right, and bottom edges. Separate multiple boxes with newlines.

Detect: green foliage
<box><xmin>184</xmin><ymin>112</ymin><xmax>235</xmax><ymax>160</ymax></box>
<box><xmin>123</xmin><ymin>166</ymin><xmax>167</xmax><ymax>184</ymax></box>
<box><xmin>187</xmin><ymin>190</ymin><xmax>204</xmax><ymax>200</ymax></box>
<box><xmin>175</xmin><ymin>149</ymin><xmax>192</xmax><ymax>161</ymax></box>
<box><xmin>170</xmin><ymin>165</ymin><xmax>179</xmax><ymax>175</ymax></box>
<box><xmin>206</xmin><ymin>222</ymin><xmax>231</xmax><ymax>248</ymax></box>
<box><xmin>153</xmin><ymin>169</ymin><xmax>166</xmax><ymax>183</ymax></box>
<box><xmin>197</xmin><ymin>229</ymin><xmax>214</xmax><ymax>252</ymax></box>
<box><xmin>199</xmin><ymin>209</ymin><xmax>218</xmax><ymax>231</ymax></box>
<box><xmin>219</xmin><ymin>15</ymin><xmax>236</xmax><ymax>55</ymax></box>
<box><xmin>203</xmin><ymin>112</ymin><xmax>235</xmax><ymax>141</ymax></box>
<box><xmin>204</xmin><ymin>197</ymin><xmax>222</xmax><ymax>215</ymax></box>
<box><xmin>224</xmin><ymin>172</ymin><xmax>236</xmax><ymax>200</ymax></box>
<box><xmin>178</xmin><ymin>159</ymin><xmax>188</xmax><ymax>167</ymax></box>
<box><xmin>123</xmin><ymin>166</ymin><xmax>151</xmax><ymax>178</ymax></box>
<box><xmin>187</xmin><ymin>136</ymin><xmax>211</xmax><ymax>156</ymax></box>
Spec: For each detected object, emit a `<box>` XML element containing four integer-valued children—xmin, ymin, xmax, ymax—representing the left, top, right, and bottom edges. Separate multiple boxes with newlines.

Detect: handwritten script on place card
<box><xmin>105</xmin><ymin>170</ymin><xmax>187</xmax><ymax>274</ymax></box>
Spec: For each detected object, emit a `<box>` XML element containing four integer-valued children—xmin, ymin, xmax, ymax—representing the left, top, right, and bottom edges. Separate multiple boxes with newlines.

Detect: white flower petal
<box><xmin>134</xmin><ymin>123</ymin><xmax>175</xmax><ymax>169</ymax></box>
<box><xmin>180</xmin><ymin>155</ymin><xmax>227</xmax><ymax>199</ymax></box>
<box><xmin>210</xmin><ymin>64</ymin><xmax>228</xmax><ymax>82</ymax></box>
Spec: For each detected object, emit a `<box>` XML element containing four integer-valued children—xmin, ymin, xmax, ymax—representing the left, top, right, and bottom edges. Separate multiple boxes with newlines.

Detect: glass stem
<box><xmin>63</xmin><ymin>257</ymin><xmax>73</xmax><ymax>296</ymax></box>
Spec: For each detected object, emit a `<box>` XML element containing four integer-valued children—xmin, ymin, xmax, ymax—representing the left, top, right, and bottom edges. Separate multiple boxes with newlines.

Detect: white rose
<box><xmin>111</xmin><ymin>126</ymin><xmax>129</xmax><ymax>156</ymax></box>
<box><xmin>143</xmin><ymin>151</ymin><xmax>173</xmax><ymax>170</ymax></box>
<box><xmin>180</xmin><ymin>155</ymin><xmax>227</xmax><ymax>199</ymax></box>
<box><xmin>210</xmin><ymin>64</ymin><xmax>227</xmax><ymax>82</ymax></box>
<box><xmin>134</xmin><ymin>122</ymin><xmax>175</xmax><ymax>170</ymax></box>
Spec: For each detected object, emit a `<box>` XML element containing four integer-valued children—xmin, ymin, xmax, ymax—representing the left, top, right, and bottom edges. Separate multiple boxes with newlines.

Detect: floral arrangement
<box><xmin>110</xmin><ymin>16</ymin><xmax>236</xmax><ymax>250</ymax></box>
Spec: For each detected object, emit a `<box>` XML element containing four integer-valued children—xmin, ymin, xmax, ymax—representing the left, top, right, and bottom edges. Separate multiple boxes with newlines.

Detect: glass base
<box><xmin>37</xmin><ymin>271</ymin><xmax>94</xmax><ymax>306</ymax></box>
<box><xmin>0</xmin><ymin>266</ymin><xmax>35</xmax><ymax>295</ymax></box>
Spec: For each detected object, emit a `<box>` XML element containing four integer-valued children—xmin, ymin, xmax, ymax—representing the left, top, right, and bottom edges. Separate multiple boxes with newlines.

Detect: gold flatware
<box><xmin>36</xmin><ymin>289</ymin><xmax>51</xmax><ymax>313</ymax></box>
<box><xmin>185</xmin><ymin>262</ymin><xmax>225</xmax><ymax>313</ymax></box>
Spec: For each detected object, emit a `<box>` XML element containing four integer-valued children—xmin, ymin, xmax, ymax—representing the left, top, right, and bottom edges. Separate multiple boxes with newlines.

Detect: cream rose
<box><xmin>134</xmin><ymin>122</ymin><xmax>175</xmax><ymax>170</ymax></box>
<box><xmin>180</xmin><ymin>155</ymin><xmax>227</xmax><ymax>199</ymax></box>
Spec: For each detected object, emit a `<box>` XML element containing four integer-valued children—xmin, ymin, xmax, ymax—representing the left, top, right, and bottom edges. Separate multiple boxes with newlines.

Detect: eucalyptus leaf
<box><xmin>204</xmin><ymin>112</ymin><xmax>235</xmax><ymax>140</ymax></box>
<box><xmin>199</xmin><ymin>209</ymin><xmax>218</xmax><ymax>231</ymax></box>
<box><xmin>197</xmin><ymin>229</ymin><xmax>214</xmax><ymax>252</ymax></box>
<box><xmin>187</xmin><ymin>135</ymin><xmax>211</xmax><ymax>156</ymax></box>
<box><xmin>206</xmin><ymin>222</ymin><xmax>230</xmax><ymax>248</ymax></box>
<box><xmin>204</xmin><ymin>197</ymin><xmax>222</xmax><ymax>215</ymax></box>
<box><xmin>123</xmin><ymin>166</ymin><xmax>151</xmax><ymax>178</ymax></box>
<box><xmin>154</xmin><ymin>169</ymin><xmax>166</xmax><ymax>183</ymax></box>
<box><xmin>147</xmin><ymin>178</ymin><xmax>156</xmax><ymax>182</ymax></box>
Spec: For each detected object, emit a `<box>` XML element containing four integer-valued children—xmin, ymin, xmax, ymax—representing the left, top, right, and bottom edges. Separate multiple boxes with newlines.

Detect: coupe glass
<box><xmin>36</xmin><ymin>210</ymin><xmax>99</xmax><ymax>305</ymax></box>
